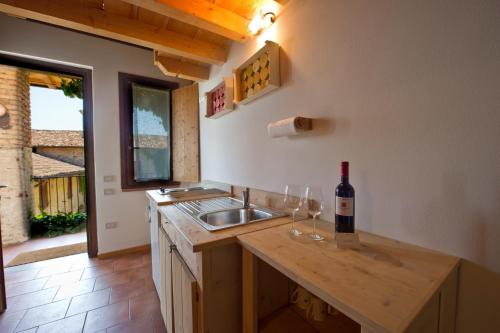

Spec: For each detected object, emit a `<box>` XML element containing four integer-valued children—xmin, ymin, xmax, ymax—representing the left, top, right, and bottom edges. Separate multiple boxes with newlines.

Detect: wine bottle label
<box><xmin>335</xmin><ymin>197</ymin><xmax>353</xmax><ymax>216</ymax></box>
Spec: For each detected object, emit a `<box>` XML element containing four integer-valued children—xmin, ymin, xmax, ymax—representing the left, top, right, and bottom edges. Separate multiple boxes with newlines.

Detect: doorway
<box><xmin>3</xmin><ymin>71</ymin><xmax>88</xmax><ymax>267</ymax></box>
<box><xmin>0</xmin><ymin>53</ymin><xmax>97</xmax><ymax>312</ymax></box>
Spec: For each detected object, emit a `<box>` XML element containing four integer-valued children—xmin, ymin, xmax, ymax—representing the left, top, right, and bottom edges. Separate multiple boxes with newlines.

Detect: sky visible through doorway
<box><xmin>30</xmin><ymin>86</ymin><xmax>83</xmax><ymax>131</ymax></box>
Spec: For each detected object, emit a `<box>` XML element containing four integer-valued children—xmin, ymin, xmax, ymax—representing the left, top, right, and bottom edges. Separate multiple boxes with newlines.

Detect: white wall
<box><xmin>0</xmin><ymin>14</ymin><xmax>190</xmax><ymax>253</ymax></box>
<box><xmin>199</xmin><ymin>0</ymin><xmax>500</xmax><ymax>274</ymax></box>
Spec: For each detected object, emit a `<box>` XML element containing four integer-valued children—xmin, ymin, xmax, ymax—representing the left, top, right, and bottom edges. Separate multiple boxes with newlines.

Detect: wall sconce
<box><xmin>248</xmin><ymin>11</ymin><xmax>276</xmax><ymax>35</ymax></box>
<box><xmin>0</xmin><ymin>103</ymin><xmax>7</xmax><ymax>118</ymax></box>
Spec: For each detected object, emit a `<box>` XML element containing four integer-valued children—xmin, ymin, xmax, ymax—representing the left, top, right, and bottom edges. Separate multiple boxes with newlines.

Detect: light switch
<box><xmin>103</xmin><ymin>175</ymin><xmax>115</xmax><ymax>182</ymax></box>
<box><xmin>105</xmin><ymin>222</ymin><xmax>118</xmax><ymax>229</ymax></box>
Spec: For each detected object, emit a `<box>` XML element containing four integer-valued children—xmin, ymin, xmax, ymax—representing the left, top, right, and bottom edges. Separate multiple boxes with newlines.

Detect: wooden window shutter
<box><xmin>172</xmin><ymin>83</ymin><xmax>200</xmax><ymax>182</ymax></box>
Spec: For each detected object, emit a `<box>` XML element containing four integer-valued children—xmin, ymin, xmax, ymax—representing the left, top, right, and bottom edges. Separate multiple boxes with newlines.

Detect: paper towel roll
<box><xmin>267</xmin><ymin>117</ymin><xmax>312</xmax><ymax>138</ymax></box>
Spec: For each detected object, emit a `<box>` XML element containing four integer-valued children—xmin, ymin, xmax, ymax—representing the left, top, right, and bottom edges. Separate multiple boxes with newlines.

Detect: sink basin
<box><xmin>174</xmin><ymin>197</ymin><xmax>286</xmax><ymax>231</ymax></box>
<box><xmin>199</xmin><ymin>208</ymin><xmax>273</xmax><ymax>227</ymax></box>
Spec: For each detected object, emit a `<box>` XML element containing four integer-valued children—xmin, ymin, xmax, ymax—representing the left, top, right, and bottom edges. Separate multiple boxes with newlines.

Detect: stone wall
<box><xmin>35</xmin><ymin>146</ymin><xmax>85</xmax><ymax>167</ymax></box>
<box><xmin>0</xmin><ymin>65</ymin><xmax>33</xmax><ymax>245</ymax></box>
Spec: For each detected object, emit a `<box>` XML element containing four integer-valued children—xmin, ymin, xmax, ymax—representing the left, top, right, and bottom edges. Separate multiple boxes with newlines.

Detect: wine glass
<box><xmin>304</xmin><ymin>186</ymin><xmax>324</xmax><ymax>240</ymax></box>
<box><xmin>284</xmin><ymin>185</ymin><xmax>303</xmax><ymax>236</ymax></box>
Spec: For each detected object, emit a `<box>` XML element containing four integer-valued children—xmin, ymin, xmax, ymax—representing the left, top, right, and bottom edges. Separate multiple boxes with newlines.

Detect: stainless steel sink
<box><xmin>199</xmin><ymin>208</ymin><xmax>273</xmax><ymax>227</ymax></box>
<box><xmin>175</xmin><ymin>197</ymin><xmax>286</xmax><ymax>231</ymax></box>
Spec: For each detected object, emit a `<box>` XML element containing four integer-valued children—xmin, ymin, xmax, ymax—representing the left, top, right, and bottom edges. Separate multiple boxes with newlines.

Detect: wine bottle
<box><xmin>335</xmin><ymin>161</ymin><xmax>355</xmax><ymax>233</ymax></box>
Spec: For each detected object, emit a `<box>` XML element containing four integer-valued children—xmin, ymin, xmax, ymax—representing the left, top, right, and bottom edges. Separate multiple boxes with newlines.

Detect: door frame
<box><xmin>0</xmin><ymin>188</ymin><xmax>6</xmax><ymax>311</ymax></box>
<box><xmin>0</xmin><ymin>53</ymin><xmax>98</xmax><ymax>257</ymax></box>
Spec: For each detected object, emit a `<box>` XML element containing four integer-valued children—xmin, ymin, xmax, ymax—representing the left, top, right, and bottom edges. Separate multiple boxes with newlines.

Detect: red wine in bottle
<box><xmin>335</xmin><ymin>161</ymin><xmax>355</xmax><ymax>233</ymax></box>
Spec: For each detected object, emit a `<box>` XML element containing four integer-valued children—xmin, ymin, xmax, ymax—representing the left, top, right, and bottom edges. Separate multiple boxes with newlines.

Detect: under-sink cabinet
<box><xmin>158</xmin><ymin>226</ymin><xmax>174</xmax><ymax>333</ymax></box>
<box><xmin>172</xmin><ymin>246</ymin><xmax>199</xmax><ymax>333</ymax></box>
<box><xmin>158</xmin><ymin>210</ymin><xmax>243</xmax><ymax>333</ymax></box>
<box><xmin>159</xmin><ymin>223</ymin><xmax>199</xmax><ymax>333</ymax></box>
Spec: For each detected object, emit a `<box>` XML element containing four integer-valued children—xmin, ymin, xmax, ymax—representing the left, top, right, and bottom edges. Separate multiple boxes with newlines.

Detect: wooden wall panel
<box><xmin>172</xmin><ymin>83</ymin><xmax>200</xmax><ymax>183</ymax></box>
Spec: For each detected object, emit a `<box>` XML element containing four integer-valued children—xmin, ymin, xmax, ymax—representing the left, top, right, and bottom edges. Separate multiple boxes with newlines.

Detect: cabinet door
<box><xmin>172</xmin><ymin>249</ymin><xmax>199</xmax><ymax>333</ymax></box>
<box><xmin>162</xmin><ymin>228</ymin><xmax>175</xmax><ymax>333</ymax></box>
<box><xmin>0</xmin><ymin>194</ymin><xmax>6</xmax><ymax>312</ymax></box>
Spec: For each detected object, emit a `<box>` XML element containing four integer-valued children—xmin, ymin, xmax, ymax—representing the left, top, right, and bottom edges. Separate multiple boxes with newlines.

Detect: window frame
<box><xmin>118</xmin><ymin>72</ymin><xmax>179</xmax><ymax>191</ymax></box>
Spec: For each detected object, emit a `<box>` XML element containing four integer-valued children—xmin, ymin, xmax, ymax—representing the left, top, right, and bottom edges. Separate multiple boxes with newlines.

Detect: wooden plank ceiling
<box><xmin>0</xmin><ymin>0</ymin><xmax>283</xmax><ymax>81</ymax></box>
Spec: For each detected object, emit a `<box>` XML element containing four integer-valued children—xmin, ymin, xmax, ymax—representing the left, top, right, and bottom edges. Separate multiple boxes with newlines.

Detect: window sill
<box><xmin>121</xmin><ymin>181</ymin><xmax>181</xmax><ymax>192</ymax></box>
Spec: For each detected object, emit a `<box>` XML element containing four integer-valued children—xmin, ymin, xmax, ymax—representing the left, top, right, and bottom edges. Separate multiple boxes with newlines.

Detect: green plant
<box><xmin>60</xmin><ymin>78</ymin><xmax>83</xmax><ymax>99</ymax></box>
<box><xmin>30</xmin><ymin>211</ymin><xmax>87</xmax><ymax>238</ymax></box>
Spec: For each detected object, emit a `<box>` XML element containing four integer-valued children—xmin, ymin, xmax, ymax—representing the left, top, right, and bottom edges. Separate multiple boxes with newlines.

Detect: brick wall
<box><xmin>35</xmin><ymin>147</ymin><xmax>85</xmax><ymax>167</ymax></box>
<box><xmin>0</xmin><ymin>65</ymin><xmax>33</xmax><ymax>245</ymax></box>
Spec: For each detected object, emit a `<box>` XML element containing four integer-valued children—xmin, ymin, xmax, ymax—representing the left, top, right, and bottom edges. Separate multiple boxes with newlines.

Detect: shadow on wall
<box><xmin>286</xmin><ymin>116</ymin><xmax>353</xmax><ymax>140</ymax></box>
<box><xmin>279</xmin><ymin>45</ymin><xmax>293</xmax><ymax>88</ymax></box>
<box><xmin>456</xmin><ymin>260</ymin><xmax>500</xmax><ymax>332</ymax></box>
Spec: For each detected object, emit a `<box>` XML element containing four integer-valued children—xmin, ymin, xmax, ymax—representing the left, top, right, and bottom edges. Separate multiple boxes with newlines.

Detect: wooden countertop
<box><xmin>146</xmin><ymin>188</ymin><xmax>229</xmax><ymax>206</ymax></box>
<box><xmin>237</xmin><ymin>219</ymin><xmax>460</xmax><ymax>333</ymax></box>
<box><xmin>159</xmin><ymin>204</ymin><xmax>292</xmax><ymax>252</ymax></box>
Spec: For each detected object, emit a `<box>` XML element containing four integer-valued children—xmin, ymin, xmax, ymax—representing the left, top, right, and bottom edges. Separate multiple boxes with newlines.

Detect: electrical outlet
<box><xmin>105</xmin><ymin>222</ymin><xmax>118</xmax><ymax>229</ymax></box>
<box><xmin>104</xmin><ymin>188</ymin><xmax>115</xmax><ymax>195</ymax></box>
<box><xmin>103</xmin><ymin>175</ymin><xmax>115</xmax><ymax>182</ymax></box>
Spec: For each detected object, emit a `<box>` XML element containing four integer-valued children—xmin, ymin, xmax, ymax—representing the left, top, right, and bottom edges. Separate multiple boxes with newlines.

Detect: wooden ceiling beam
<box><xmin>120</xmin><ymin>0</ymin><xmax>251</xmax><ymax>42</ymax></box>
<box><xmin>154</xmin><ymin>51</ymin><xmax>210</xmax><ymax>81</ymax></box>
<box><xmin>0</xmin><ymin>0</ymin><xmax>228</xmax><ymax>65</ymax></box>
<box><xmin>28</xmin><ymin>72</ymin><xmax>62</xmax><ymax>89</ymax></box>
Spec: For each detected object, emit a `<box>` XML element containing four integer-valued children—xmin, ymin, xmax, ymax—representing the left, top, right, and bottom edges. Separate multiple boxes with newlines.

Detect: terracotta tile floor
<box><xmin>2</xmin><ymin>231</ymin><xmax>88</xmax><ymax>266</ymax></box>
<box><xmin>0</xmin><ymin>251</ymin><xmax>166</xmax><ymax>333</ymax></box>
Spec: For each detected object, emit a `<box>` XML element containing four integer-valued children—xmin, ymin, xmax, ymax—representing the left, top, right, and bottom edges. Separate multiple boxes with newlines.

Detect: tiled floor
<box><xmin>0</xmin><ymin>251</ymin><xmax>166</xmax><ymax>333</ymax></box>
<box><xmin>3</xmin><ymin>231</ymin><xmax>88</xmax><ymax>266</ymax></box>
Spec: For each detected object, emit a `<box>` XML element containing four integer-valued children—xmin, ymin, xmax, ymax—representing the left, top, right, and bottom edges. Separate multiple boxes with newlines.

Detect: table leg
<box><xmin>243</xmin><ymin>247</ymin><xmax>258</xmax><ymax>333</ymax></box>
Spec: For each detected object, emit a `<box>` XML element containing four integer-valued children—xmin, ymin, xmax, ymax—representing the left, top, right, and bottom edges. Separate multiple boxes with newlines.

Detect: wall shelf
<box><xmin>233</xmin><ymin>40</ymin><xmax>280</xmax><ymax>105</ymax></box>
<box><xmin>205</xmin><ymin>77</ymin><xmax>234</xmax><ymax>119</ymax></box>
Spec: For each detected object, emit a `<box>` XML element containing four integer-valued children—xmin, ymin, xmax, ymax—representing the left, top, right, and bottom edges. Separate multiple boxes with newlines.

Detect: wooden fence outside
<box><xmin>33</xmin><ymin>176</ymin><xmax>86</xmax><ymax>215</ymax></box>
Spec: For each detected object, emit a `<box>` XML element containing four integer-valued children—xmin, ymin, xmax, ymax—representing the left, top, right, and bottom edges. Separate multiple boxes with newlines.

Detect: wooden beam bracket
<box><xmin>154</xmin><ymin>51</ymin><xmax>210</xmax><ymax>81</ymax></box>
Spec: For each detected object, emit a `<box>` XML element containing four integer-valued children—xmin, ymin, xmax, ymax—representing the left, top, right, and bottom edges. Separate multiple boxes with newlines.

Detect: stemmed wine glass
<box><xmin>284</xmin><ymin>185</ymin><xmax>303</xmax><ymax>236</ymax></box>
<box><xmin>304</xmin><ymin>186</ymin><xmax>325</xmax><ymax>240</ymax></box>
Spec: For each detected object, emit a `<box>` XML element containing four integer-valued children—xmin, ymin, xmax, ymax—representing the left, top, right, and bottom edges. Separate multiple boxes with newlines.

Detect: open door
<box><xmin>0</xmin><ymin>185</ymin><xmax>7</xmax><ymax>312</ymax></box>
<box><xmin>172</xmin><ymin>83</ymin><xmax>200</xmax><ymax>183</ymax></box>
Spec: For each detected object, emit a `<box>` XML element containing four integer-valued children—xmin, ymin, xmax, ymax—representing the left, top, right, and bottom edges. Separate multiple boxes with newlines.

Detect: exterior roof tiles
<box><xmin>32</xmin><ymin>153</ymin><xmax>84</xmax><ymax>178</ymax></box>
<box><xmin>32</xmin><ymin>130</ymin><xmax>84</xmax><ymax>147</ymax></box>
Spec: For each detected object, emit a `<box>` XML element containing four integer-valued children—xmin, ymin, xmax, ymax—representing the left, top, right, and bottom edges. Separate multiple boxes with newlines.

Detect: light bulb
<box><xmin>248</xmin><ymin>15</ymin><xmax>263</xmax><ymax>35</ymax></box>
<box><xmin>248</xmin><ymin>12</ymin><xmax>276</xmax><ymax>35</ymax></box>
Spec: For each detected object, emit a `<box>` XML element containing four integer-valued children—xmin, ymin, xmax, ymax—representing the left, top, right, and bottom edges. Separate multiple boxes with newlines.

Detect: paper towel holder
<box><xmin>292</xmin><ymin>117</ymin><xmax>312</xmax><ymax>131</ymax></box>
<box><xmin>267</xmin><ymin>116</ymin><xmax>313</xmax><ymax>138</ymax></box>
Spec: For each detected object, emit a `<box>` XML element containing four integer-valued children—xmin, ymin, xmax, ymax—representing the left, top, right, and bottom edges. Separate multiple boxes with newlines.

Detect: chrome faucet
<box><xmin>242</xmin><ymin>188</ymin><xmax>250</xmax><ymax>209</ymax></box>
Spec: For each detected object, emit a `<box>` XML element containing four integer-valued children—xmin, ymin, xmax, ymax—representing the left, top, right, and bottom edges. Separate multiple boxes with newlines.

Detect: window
<box><xmin>119</xmin><ymin>73</ymin><xmax>179</xmax><ymax>190</ymax></box>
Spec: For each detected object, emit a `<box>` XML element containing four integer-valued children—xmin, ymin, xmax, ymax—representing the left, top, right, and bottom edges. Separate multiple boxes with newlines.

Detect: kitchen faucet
<box><xmin>243</xmin><ymin>188</ymin><xmax>250</xmax><ymax>209</ymax></box>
